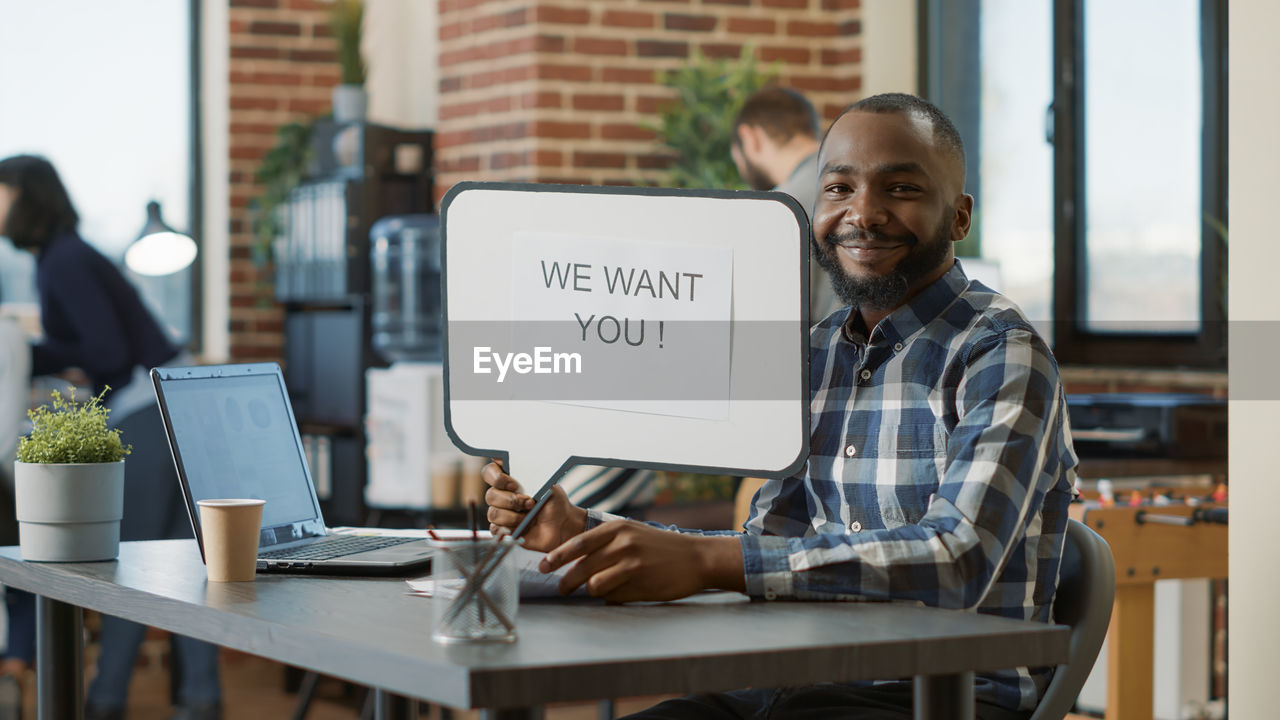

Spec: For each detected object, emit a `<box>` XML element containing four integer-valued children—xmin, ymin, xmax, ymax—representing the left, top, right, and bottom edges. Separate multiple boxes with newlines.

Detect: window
<box><xmin>0</xmin><ymin>0</ymin><xmax>199</xmax><ymax>347</ymax></box>
<box><xmin>921</xmin><ymin>0</ymin><xmax>1227</xmax><ymax>367</ymax></box>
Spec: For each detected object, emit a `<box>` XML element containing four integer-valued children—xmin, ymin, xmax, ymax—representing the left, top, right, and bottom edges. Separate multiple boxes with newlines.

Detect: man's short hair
<box><xmin>824</xmin><ymin>93</ymin><xmax>966</xmax><ymax>172</ymax></box>
<box><xmin>733</xmin><ymin>87</ymin><xmax>820</xmax><ymax>146</ymax></box>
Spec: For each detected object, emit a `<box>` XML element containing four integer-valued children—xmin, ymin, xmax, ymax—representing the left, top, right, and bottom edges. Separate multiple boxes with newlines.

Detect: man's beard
<box><xmin>737</xmin><ymin>153</ymin><xmax>773</xmax><ymax>191</ymax></box>
<box><xmin>812</xmin><ymin>214</ymin><xmax>954</xmax><ymax>312</ymax></box>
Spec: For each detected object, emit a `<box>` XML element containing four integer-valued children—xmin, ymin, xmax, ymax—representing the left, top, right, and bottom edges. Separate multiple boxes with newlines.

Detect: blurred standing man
<box><xmin>731</xmin><ymin>87</ymin><xmax>840</xmax><ymax>323</ymax></box>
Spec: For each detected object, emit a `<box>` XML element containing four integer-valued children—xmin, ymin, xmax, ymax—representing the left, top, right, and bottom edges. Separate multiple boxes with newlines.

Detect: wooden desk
<box><xmin>1071</xmin><ymin>505</ymin><xmax>1227</xmax><ymax>720</ymax></box>
<box><xmin>0</xmin><ymin>540</ymin><xmax>1068</xmax><ymax>720</ymax></box>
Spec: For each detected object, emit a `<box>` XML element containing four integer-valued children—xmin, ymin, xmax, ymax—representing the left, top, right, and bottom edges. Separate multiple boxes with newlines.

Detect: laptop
<box><xmin>151</xmin><ymin>362</ymin><xmax>434</xmax><ymax>575</ymax></box>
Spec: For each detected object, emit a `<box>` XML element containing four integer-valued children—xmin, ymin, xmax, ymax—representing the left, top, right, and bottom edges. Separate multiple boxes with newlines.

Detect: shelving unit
<box><xmin>274</xmin><ymin>121</ymin><xmax>434</xmax><ymax>526</ymax></box>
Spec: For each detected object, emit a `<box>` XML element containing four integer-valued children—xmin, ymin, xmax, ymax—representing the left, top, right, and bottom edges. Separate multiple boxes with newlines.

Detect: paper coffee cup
<box><xmin>198</xmin><ymin>499</ymin><xmax>265</xmax><ymax>582</ymax></box>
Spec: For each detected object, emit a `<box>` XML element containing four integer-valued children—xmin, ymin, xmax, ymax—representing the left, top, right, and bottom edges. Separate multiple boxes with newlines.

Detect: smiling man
<box><xmin>483</xmin><ymin>94</ymin><xmax>1077</xmax><ymax>719</ymax></box>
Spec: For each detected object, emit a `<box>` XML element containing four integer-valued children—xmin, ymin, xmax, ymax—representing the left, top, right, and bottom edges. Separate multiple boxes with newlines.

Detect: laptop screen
<box><xmin>156</xmin><ymin>368</ymin><xmax>322</xmax><ymax>533</ymax></box>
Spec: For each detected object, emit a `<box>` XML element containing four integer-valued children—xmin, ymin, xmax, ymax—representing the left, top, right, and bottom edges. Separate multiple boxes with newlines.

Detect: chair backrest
<box><xmin>1029</xmin><ymin>518</ymin><xmax>1115</xmax><ymax>720</ymax></box>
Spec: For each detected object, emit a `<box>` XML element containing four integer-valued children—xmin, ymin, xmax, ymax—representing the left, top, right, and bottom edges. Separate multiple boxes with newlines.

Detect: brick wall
<box><xmin>227</xmin><ymin>0</ymin><xmax>341</xmax><ymax>362</ymax></box>
<box><xmin>435</xmin><ymin>0</ymin><xmax>864</xmax><ymax>201</ymax></box>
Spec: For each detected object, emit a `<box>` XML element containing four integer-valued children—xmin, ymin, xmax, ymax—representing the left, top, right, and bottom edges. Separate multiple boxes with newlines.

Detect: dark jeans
<box><xmin>620</xmin><ymin>684</ymin><xmax>1031</xmax><ymax>720</ymax></box>
<box><xmin>87</xmin><ymin>405</ymin><xmax>222</xmax><ymax>709</ymax></box>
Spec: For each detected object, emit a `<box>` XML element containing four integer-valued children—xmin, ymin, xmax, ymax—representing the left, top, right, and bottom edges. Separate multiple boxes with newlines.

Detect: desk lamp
<box><xmin>125</xmin><ymin>200</ymin><xmax>197</xmax><ymax>276</ymax></box>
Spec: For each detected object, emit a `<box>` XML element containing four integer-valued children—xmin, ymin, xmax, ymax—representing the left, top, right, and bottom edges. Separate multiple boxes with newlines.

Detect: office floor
<box><xmin>12</xmin><ymin>639</ymin><xmax>668</xmax><ymax>719</ymax></box>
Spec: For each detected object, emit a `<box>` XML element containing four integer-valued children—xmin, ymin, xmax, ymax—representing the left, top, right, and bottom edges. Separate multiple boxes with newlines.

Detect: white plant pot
<box><xmin>14</xmin><ymin>460</ymin><xmax>125</xmax><ymax>562</ymax></box>
<box><xmin>332</xmin><ymin>84</ymin><xmax>368</xmax><ymax>124</ymax></box>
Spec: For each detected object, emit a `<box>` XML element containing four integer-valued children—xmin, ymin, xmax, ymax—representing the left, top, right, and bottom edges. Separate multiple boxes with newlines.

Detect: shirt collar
<box><xmin>846</xmin><ymin>259</ymin><xmax>971</xmax><ymax>347</ymax></box>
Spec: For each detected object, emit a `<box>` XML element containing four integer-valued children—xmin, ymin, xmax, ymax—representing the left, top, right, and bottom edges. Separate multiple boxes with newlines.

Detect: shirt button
<box><xmin>859</xmin><ymin>369</ymin><xmax>872</xmax><ymax>380</ymax></box>
<box><xmin>893</xmin><ymin>342</ymin><xmax>904</xmax><ymax>352</ymax></box>
<box><xmin>849</xmin><ymin>521</ymin><xmax>863</xmax><ymax>533</ymax></box>
<box><xmin>844</xmin><ymin>444</ymin><xmax>857</xmax><ymax>457</ymax></box>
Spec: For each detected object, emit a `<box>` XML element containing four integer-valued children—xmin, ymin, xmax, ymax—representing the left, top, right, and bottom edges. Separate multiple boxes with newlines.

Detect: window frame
<box><xmin>1050</xmin><ymin>0</ymin><xmax>1227</xmax><ymax>368</ymax></box>
<box><xmin>919</xmin><ymin>0</ymin><xmax>1228</xmax><ymax>368</ymax></box>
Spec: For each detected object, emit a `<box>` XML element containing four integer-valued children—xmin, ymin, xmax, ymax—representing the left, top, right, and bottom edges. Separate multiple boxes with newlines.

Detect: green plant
<box><xmin>332</xmin><ymin>0</ymin><xmax>367</xmax><ymax>86</ymax></box>
<box><xmin>17</xmin><ymin>388</ymin><xmax>130</xmax><ymax>464</ymax></box>
<box><xmin>648</xmin><ymin>48</ymin><xmax>776</xmax><ymax>189</ymax></box>
<box><xmin>249</xmin><ymin>120</ymin><xmax>315</xmax><ymax>268</ymax></box>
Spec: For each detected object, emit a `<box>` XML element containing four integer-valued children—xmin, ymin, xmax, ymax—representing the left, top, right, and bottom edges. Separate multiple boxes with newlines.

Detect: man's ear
<box><xmin>951</xmin><ymin>193</ymin><xmax>975</xmax><ymax>243</ymax></box>
<box><xmin>737</xmin><ymin>124</ymin><xmax>766</xmax><ymax>158</ymax></box>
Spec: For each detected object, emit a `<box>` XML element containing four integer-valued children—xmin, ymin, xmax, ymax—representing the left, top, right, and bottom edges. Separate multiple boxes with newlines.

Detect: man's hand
<box><xmin>482</xmin><ymin>460</ymin><xmax>587</xmax><ymax>552</ymax></box>
<box><xmin>540</xmin><ymin>520</ymin><xmax>745</xmax><ymax>603</ymax></box>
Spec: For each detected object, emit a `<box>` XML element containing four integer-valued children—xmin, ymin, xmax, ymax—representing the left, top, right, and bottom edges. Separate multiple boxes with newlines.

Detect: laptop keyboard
<box><xmin>258</xmin><ymin>534</ymin><xmax>419</xmax><ymax>561</ymax></box>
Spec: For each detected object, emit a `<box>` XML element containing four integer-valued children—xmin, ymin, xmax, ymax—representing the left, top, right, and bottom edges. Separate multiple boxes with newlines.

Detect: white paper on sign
<box><xmin>509</xmin><ymin>232</ymin><xmax>733</xmax><ymax>421</ymax></box>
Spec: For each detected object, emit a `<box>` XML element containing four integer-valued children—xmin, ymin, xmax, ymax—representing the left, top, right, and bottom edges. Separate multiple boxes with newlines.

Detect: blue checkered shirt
<box><xmin>587</xmin><ymin>261</ymin><xmax>1076</xmax><ymax>711</ymax></box>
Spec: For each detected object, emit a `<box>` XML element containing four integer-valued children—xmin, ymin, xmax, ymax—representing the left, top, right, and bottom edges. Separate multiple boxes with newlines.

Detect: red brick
<box><xmin>821</xmin><ymin>47</ymin><xmax>862</xmax><ymax>65</ymax></box>
<box><xmin>229</xmin><ymin>146</ymin><xmax>268</xmax><ymax>161</ymax></box>
<box><xmin>637</xmin><ymin>153</ymin><xmax>676</xmax><ymax>170</ymax></box>
<box><xmin>573</xmin><ymin>93</ymin><xmax>625</xmax><ymax>112</ymax></box>
<box><xmin>602</xmin><ymin>67</ymin><xmax>655</xmax><ymax>84</ymax></box>
<box><xmin>839</xmin><ymin>19</ymin><xmax>862</xmax><ymax>35</ymax></box>
<box><xmin>440</xmin><ymin>76</ymin><xmax>463</xmax><ymax>92</ymax></box>
<box><xmin>601</xmin><ymin>124</ymin><xmax>657</xmax><ymax>141</ymax></box>
<box><xmin>665</xmin><ymin>13</ymin><xmax>717</xmax><ymax>32</ymax></box>
<box><xmin>229</xmin><ymin>96</ymin><xmax>280</xmax><ymax>111</ymax></box>
<box><xmin>787</xmin><ymin>20</ymin><xmax>839</xmax><ymax>37</ymax></box>
<box><xmin>536</xmin><ymin>64</ymin><xmax>593</xmax><ymax>82</ymax></box>
<box><xmin>230</xmin><ymin>0</ymin><xmax>278</xmax><ymax>7</ymax></box>
<box><xmin>704</xmin><ymin>0</ymin><xmax>751</xmax><ymax>5</ymax></box>
<box><xmin>762</xmin><ymin>0</ymin><xmax>808</xmax><ymax>8</ymax></box>
<box><xmin>637</xmin><ymin>40</ymin><xmax>688</xmax><ymax>58</ymax></box>
<box><xmin>230</xmin><ymin>71</ymin><xmax>304</xmax><ymax>85</ymax></box>
<box><xmin>759</xmin><ymin>46</ymin><xmax>810</xmax><ymax>64</ymax></box>
<box><xmin>532</xmin><ymin>121</ymin><xmax>592</xmax><ymax>140</ymax></box>
<box><xmin>230</xmin><ymin>46</ymin><xmax>283</xmax><ymax>60</ymax></box>
<box><xmin>490</xmin><ymin>152</ymin><xmax>528</xmax><ymax>170</ymax></box>
<box><xmin>602</xmin><ymin>10</ymin><xmax>655</xmax><ymax>28</ymax></box>
<box><xmin>823</xmin><ymin>0</ymin><xmax>860</xmax><ymax>9</ymax></box>
<box><xmin>287</xmin><ymin>98</ymin><xmax>331</xmax><ymax>113</ymax></box>
<box><xmin>790</xmin><ymin>74</ymin><xmax>861</xmax><ymax>92</ymax></box>
<box><xmin>702</xmin><ymin>42</ymin><xmax>744</xmax><ymax>59</ymax></box>
<box><xmin>519</xmin><ymin>91</ymin><xmax>562</xmax><ymax>109</ymax></box>
<box><xmin>439</xmin><ymin>20</ymin><xmax>467</xmax><ymax>41</ymax></box>
<box><xmin>311</xmin><ymin>22</ymin><xmax>334</xmax><ymax>39</ymax></box>
<box><xmin>536</xmin><ymin>6</ymin><xmax>591</xmax><ymax>24</ymax></box>
<box><xmin>572</xmin><ymin>37</ymin><xmax>628</xmax><ymax>56</ymax></box>
<box><xmin>249</xmin><ymin>21</ymin><xmax>302</xmax><ymax>36</ymax></box>
<box><xmin>438</xmin><ymin>155</ymin><xmax>482</xmax><ymax>173</ymax></box>
<box><xmin>636</xmin><ymin>95</ymin><xmax>675</xmax><ymax>114</ymax></box>
<box><xmin>475</xmin><ymin>8</ymin><xmax>528</xmax><ymax>32</ymax></box>
<box><xmin>727</xmin><ymin>17</ymin><xmax>776</xmax><ymax>34</ymax></box>
<box><xmin>574</xmin><ymin>151</ymin><xmax>627</xmax><ymax>169</ymax></box>
<box><xmin>532</xmin><ymin>150</ymin><xmax>564</xmax><ymax>167</ymax></box>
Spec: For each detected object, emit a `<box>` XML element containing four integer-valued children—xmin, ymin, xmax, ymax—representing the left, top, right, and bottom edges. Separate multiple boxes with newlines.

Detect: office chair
<box><xmin>1029</xmin><ymin>518</ymin><xmax>1115</xmax><ymax>720</ymax></box>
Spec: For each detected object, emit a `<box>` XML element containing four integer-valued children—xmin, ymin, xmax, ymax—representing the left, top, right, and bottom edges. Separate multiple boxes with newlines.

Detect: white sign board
<box><xmin>443</xmin><ymin>183</ymin><xmax>809</xmax><ymax>498</ymax></box>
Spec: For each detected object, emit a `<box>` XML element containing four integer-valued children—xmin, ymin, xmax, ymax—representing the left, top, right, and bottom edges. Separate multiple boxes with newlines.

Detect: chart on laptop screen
<box><xmin>160</xmin><ymin>374</ymin><xmax>318</xmax><ymax>528</ymax></box>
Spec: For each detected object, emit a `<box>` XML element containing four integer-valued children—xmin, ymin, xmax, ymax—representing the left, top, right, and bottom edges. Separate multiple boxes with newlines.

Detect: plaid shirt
<box><xmin>587</xmin><ymin>261</ymin><xmax>1076</xmax><ymax>711</ymax></box>
<box><xmin>743</xmin><ymin>260</ymin><xmax>1076</xmax><ymax>711</ymax></box>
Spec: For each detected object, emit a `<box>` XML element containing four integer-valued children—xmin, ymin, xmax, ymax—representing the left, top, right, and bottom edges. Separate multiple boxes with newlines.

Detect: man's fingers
<box><xmin>484</xmin><ymin>486</ymin><xmax>532</xmax><ymax>512</ymax></box>
<box><xmin>480</xmin><ymin>461</ymin><xmax>521</xmax><ymax>492</ymax></box>
<box><xmin>487</xmin><ymin>506</ymin><xmax>527</xmax><ymax>528</ymax></box>
<box><xmin>541</xmin><ymin>522</ymin><xmax>620</xmax><ymax>573</ymax></box>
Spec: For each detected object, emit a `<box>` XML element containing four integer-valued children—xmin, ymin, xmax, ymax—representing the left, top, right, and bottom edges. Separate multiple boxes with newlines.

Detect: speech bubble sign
<box><xmin>442</xmin><ymin>183</ymin><xmax>810</xmax><ymax>501</ymax></box>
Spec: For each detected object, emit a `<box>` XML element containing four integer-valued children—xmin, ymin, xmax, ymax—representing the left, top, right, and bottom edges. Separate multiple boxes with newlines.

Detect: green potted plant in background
<box><xmin>331</xmin><ymin>0</ymin><xmax>368</xmax><ymax>124</ymax></box>
<box><xmin>13</xmin><ymin>388</ymin><xmax>130</xmax><ymax>562</ymax></box>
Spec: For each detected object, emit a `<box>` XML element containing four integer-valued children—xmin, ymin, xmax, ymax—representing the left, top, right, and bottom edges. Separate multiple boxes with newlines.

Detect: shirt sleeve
<box><xmin>30</xmin><ymin>256</ymin><xmax>132</xmax><ymax>380</ymax></box>
<box><xmin>738</xmin><ymin>328</ymin><xmax>1072</xmax><ymax>608</ymax></box>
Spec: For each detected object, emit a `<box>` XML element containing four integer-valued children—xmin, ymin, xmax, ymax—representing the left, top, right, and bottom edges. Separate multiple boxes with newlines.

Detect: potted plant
<box><xmin>331</xmin><ymin>0</ymin><xmax>368</xmax><ymax>124</ymax></box>
<box><xmin>13</xmin><ymin>388</ymin><xmax>130</xmax><ymax>562</ymax></box>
